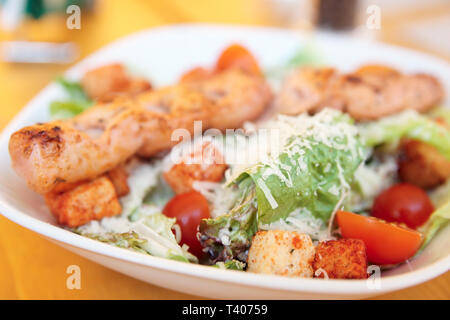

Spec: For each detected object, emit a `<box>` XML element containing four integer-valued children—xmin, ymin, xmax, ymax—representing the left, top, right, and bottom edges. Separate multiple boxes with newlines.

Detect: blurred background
<box><xmin>0</xmin><ymin>0</ymin><xmax>449</xmax><ymax>299</ymax></box>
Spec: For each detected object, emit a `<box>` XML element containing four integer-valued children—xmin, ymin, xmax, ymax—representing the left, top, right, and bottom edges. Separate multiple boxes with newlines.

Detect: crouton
<box><xmin>398</xmin><ymin>139</ymin><xmax>450</xmax><ymax>189</ymax></box>
<box><xmin>45</xmin><ymin>176</ymin><xmax>122</xmax><ymax>228</ymax></box>
<box><xmin>313</xmin><ymin>239</ymin><xmax>368</xmax><ymax>279</ymax></box>
<box><xmin>247</xmin><ymin>230</ymin><xmax>315</xmax><ymax>278</ymax></box>
<box><xmin>107</xmin><ymin>165</ymin><xmax>130</xmax><ymax>197</ymax></box>
<box><xmin>164</xmin><ymin>142</ymin><xmax>228</xmax><ymax>194</ymax></box>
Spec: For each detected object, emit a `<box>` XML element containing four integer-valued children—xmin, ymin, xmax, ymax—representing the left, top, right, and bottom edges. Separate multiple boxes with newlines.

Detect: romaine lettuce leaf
<box><xmin>81</xmin><ymin>231</ymin><xmax>149</xmax><ymax>254</ymax></box>
<box><xmin>78</xmin><ymin>211</ymin><xmax>198</xmax><ymax>263</ymax></box>
<box><xmin>50</xmin><ymin>100</ymin><xmax>93</xmax><ymax>120</ymax></box>
<box><xmin>132</xmin><ymin>213</ymin><xmax>198</xmax><ymax>263</ymax></box>
<box><xmin>56</xmin><ymin>77</ymin><xmax>90</xmax><ymax>101</ymax></box>
<box><xmin>420</xmin><ymin>180</ymin><xmax>450</xmax><ymax>250</ymax></box>
<box><xmin>420</xmin><ymin>201</ymin><xmax>450</xmax><ymax>250</ymax></box>
<box><xmin>213</xmin><ymin>260</ymin><xmax>246</xmax><ymax>271</ymax></box>
<box><xmin>359</xmin><ymin>110</ymin><xmax>450</xmax><ymax>160</ymax></box>
<box><xmin>200</xmin><ymin>110</ymin><xmax>365</xmax><ymax>262</ymax></box>
<box><xmin>200</xmin><ymin>180</ymin><xmax>258</xmax><ymax>262</ymax></box>
<box><xmin>430</xmin><ymin>179</ymin><xmax>450</xmax><ymax>208</ymax></box>
<box><xmin>50</xmin><ymin>77</ymin><xmax>93</xmax><ymax>120</ymax></box>
<box><xmin>237</xmin><ymin>110</ymin><xmax>364</xmax><ymax>224</ymax></box>
<box><xmin>120</xmin><ymin>161</ymin><xmax>161</xmax><ymax>218</ymax></box>
<box><xmin>143</xmin><ymin>174</ymin><xmax>174</xmax><ymax>208</ymax></box>
<box><xmin>244</xmin><ymin>141</ymin><xmax>363</xmax><ymax>224</ymax></box>
<box><xmin>199</xmin><ymin>171</ymin><xmax>258</xmax><ymax>263</ymax></box>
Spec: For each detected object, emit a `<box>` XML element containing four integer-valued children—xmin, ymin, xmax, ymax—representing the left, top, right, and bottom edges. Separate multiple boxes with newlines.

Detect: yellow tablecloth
<box><xmin>0</xmin><ymin>0</ymin><xmax>448</xmax><ymax>299</ymax></box>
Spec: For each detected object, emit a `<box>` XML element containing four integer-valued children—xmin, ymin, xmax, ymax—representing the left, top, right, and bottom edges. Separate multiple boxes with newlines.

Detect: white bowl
<box><xmin>0</xmin><ymin>24</ymin><xmax>449</xmax><ymax>300</ymax></box>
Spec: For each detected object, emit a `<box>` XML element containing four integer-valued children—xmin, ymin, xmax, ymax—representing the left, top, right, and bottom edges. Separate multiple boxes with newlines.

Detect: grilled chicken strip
<box><xmin>9</xmin><ymin>68</ymin><xmax>272</xmax><ymax>194</ymax></box>
<box><xmin>81</xmin><ymin>63</ymin><xmax>152</xmax><ymax>102</ymax></box>
<box><xmin>276</xmin><ymin>65</ymin><xmax>444</xmax><ymax>120</ymax></box>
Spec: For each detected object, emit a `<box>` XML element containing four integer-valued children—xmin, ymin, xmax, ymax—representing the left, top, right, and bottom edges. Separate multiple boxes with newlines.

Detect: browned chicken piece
<box><xmin>275</xmin><ymin>67</ymin><xmax>340</xmax><ymax>116</ymax></box>
<box><xmin>107</xmin><ymin>165</ymin><xmax>130</xmax><ymax>197</ymax></box>
<box><xmin>313</xmin><ymin>239</ymin><xmax>368</xmax><ymax>279</ymax></box>
<box><xmin>197</xmin><ymin>68</ymin><xmax>273</xmax><ymax>130</ymax></box>
<box><xmin>9</xmin><ymin>68</ymin><xmax>272</xmax><ymax>194</ymax></box>
<box><xmin>44</xmin><ymin>176</ymin><xmax>122</xmax><ymax>228</ymax></box>
<box><xmin>398</xmin><ymin>139</ymin><xmax>450</xmax><ymax>189</ymax></box>
<box><xmin>163</xmin><ymin>142</ymin><xmax>228</xmax><ymax>194</ymax></box>
<box><xmin>179</xmin><ymin>67</ymin><xmax>212</xmax><ymax>84</ymax></box>
<box><xmin>276</xmin><ymin>65</ymin><xmax>444</xmax><ymax>121</ymax></box>
<box><xmin>81</xmin><ymin>64</ymin><xmax>151</xmax><ymax>102</ymax></box>
<box><xmin>352</xmin><ymin>65</ymin><xmax>400</xmax><ymax>86</ymax></box>
<box><xmin>10</xmin><ymin>108</ymin><xmax>144</xmax><ymax>194</ymax></box>
<box><xmin>134</xmin><ymin>85</ymin><xmax>214</xmax><ymax>157</ymax></box>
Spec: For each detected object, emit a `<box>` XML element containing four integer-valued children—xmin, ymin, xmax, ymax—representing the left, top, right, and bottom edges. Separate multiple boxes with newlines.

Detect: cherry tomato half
<box><xmin>337</xmin><ymin>210</ymin><xmax>423</xmax><ymax>265</ymax></box>
<box><xmin>215</xmin><ymin>44</ymin><xmax>262</xmax><ymax>76</ymax></box>
<box><xmin>372</xmin><ymin>183</ymin><xmax>434</xmax><ymax>229</ymax></box>
<box><xmin>163</xmin><ymin>190</ymin><xmax>210</xmax><ymax>258</ymax></box>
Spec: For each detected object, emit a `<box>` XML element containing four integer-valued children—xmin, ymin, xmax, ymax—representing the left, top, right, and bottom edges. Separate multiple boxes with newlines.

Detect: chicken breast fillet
<box><xmin>81</xmin><ymin>63</ymin><xmax>152</xmax><ymax>102</ymax></box>
<box><xmin>9</xmin><ymin>68</ymin><xmax>272</xmax><ymax>194</ymax></box>
<box><xmin>276</xmin><ymin>65</ymin><xmax>444</xmax><ymax>121</ymax></box>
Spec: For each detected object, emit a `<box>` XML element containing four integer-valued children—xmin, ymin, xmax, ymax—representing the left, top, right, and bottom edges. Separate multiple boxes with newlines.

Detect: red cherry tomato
<box><xmin>215</xmin><ymin>44</ymin><xmax>262</xmax><ymax>76</ymax></box>
<box><xmin>163</xmin><ymin>190</ymin><xmax>210</xmax><ymax>258</ymax></box>
<box><xmin>372</xmin><ymin>183</ymin><xmax>434</xmax><ymax>229</ymax></box>
<box><xmin>337</xmin><ymin>210</ymin><xmax>423</xmax><ymax>265</ymax></box>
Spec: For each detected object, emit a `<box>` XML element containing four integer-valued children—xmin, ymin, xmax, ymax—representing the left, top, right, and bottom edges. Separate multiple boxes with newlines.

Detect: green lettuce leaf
<box><xmin>56</xmin><ymin>77</ymin><xmax>90</xmax><ymax>101</ymax></box>
<box><xmin>78</xmin><ymin>212</ymin><xmax>198</xmax><ymax>263</ymax></box>
<box><xmin>420</xmin><ymin>201</ymin><xmax>450</xmax><ymax>250</ymax></box>
<box><xmin>80</xmin><ymin>231</ymin><xmax>149</xmax><ymax>254</ymax></box>
<box><xmin>420</xmin><ymin>180</ymin><xmax>450</xmax><ymax>250</ymax></box>
<box><xmin>245</xmin><ymin>141</ymin><xmax>363</xmax><ymax>224</ymax></box>
<box><xmin>50</xmin><ymin>77</ymin><xmax>93</xmax><ymax>120</ymax></box>
<box><xmin>237</xmin><ymin>110</ymin><xmax>364</xmax><ymax>225</ymax></box>
<box><xmin>50</xmin><ymin>100</ymin><xmax>93</xmax><ymax>120</ymax></box>
<box><xmin>213</xmin><ymin>260</ymin><xmax>246</xmax><ymax>271</ymax></box>
<box><xmin>143</xmin><ymin>174</ymin><xmax>174</xmax><ymax>208</ymax></box>
<box><xmin>199</xmin><ymin>179</ymin><xmax>258</xmax><ymax>262</ymax></box>
<box><xmin>200</xmin><ymin>110</ymin><xmax>365</xmax><ymax>262</ymax></box>
<box><xmin>133</xmin><ymin>213</ymin><xmax>198</xmax><ymax>263</ymax></box>
<box><xmin>359</xmin><ymin>110</ymin><xmax>450</xmax><ymax>160</ymax></box>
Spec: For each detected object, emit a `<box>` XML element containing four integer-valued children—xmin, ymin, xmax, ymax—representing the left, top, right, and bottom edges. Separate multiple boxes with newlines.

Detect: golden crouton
<box><xmin>247</xmin><ymin>230</ymin><xmax>315</xmax><ymax>278</ymax></box>
<box><xmin>107</xmin><ymin>165</ymin><xmax>130</xmax><ymax>197</ymax></box>
<box><xmin>313</xmin><ymin>239</ymin><xmax>368</xmax><ymax>279</ymax></box>
<box><xmin>45</xmin><ymin>176</ymin><xmax>122</xmax><ymax>228</ymax></box>
<box><xmin>164</xmin><ymin>142</ymin><xmax>228</xmax><ymax>194</ymax></box>
<box><xmin>398</xmin><ymin>139</ymin><xmax>450</xmax><ymax>189</ymax></box>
